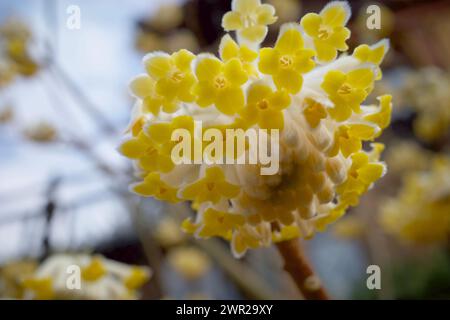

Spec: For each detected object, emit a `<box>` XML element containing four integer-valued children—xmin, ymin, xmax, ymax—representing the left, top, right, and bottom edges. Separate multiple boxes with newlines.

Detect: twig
<box><xmin>276</xmin><ymin>238</ymin><xmax>329</xmax><ymax>300</ymax></box>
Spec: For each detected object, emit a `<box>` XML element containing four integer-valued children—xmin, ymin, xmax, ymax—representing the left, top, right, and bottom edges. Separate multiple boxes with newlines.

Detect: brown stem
<box><xmin>276</xmin><ymin>238</ymin><xmax>329</xmax><ymax>300</ymax></box>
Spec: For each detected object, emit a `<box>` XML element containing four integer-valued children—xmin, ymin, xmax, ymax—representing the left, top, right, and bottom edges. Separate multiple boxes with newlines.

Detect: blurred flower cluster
<box><xmin>0</xmin><ymin>254</ymin><xmax>151</xmax><ymax>300</ymax></box>
<box><xmin>402</xmin><ymin>68</ymin><xmax>450</xmax><ymax>143</ymax></box>
<box><xmin>381</xmin><ymin>156</ymin><xmax>450</xmax><ymax>245</ymax></box>
<box><xmin>119</xmin><ymin>0</ymin><xmax>393</xmax><ymax>257</ymax></box>
<box><xmin>0</xmin><ymin>18</ymin><xmax>39</xmax><ymax>89</ymax></box>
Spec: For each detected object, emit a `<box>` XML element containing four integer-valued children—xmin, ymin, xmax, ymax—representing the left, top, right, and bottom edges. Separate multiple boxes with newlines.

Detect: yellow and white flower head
<box><xmin>381</xmin><ymin>157</ymin><xmax>450</xmax><ymax>245</ymax></box>
<box><xmin>22</xmin><ymin>254</ymin><xmax>151</xmax><ymax>300</ymax></box>
<box><xmin>119</xmin><ymin>0</ymin><xmax>392</xmax><ymax>257</ymax></box>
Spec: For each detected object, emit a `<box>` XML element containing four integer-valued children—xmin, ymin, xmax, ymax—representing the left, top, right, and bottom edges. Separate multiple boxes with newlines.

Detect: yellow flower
<box><xmin>118</xmin><ymin>131</ymin><xmax>174</xmax><ymax>173</ymax></box>
<box><xmin>144</xmin><ymin>49</ymin><xmax>196</xmax><ymax>108</ymax></box>
<box><xmin>363</xmin><ymin>94</ymin><xmax>392</xmax><ymax>136</ymax></box>
<box><xmin>197</xmin><ymin>208</ymin><xmax>246</xmax><ymax>239</ymax></box>
<box><xmin>124</xmin><ymin>267</ymin><xmax>151</xmax><ymax>290</ymax></box>
<box><xmin>154</xmin><ymin>217</ymin><xmax>186</xmax><ymax>247</ymax></box>
<box><xmin>258</xmin><ymin>24</ymin><xmax>315</xmax><ymax>94</ymax></box>
<box><xmin>328</xmin><ymin>123</ymin><xmax>379</xmax><ymax>158</ymax></box>
<box><xmin>219</xmin><ymin>34</ymin><xmax>258</xmax><ymax>76</ymax></box>
<box><xmin>22</xmin><ymin>278</ymin><xmax>54</xmax><ymax>300</ymax></box>
<box><xmin>336</xmin><ymin>151</ymin><xmax>385</xmax><ymax>199</ymax></box>
<box><xmin>194</xmin><ymin>55</ymin><xmax>248</xmax><ymax>115</ymax></box>
<box><xmin>232</xmin><ymin>224</ymin><xmax>270</xmax><ymax>257</ymax></box>
<box><xmin>129</xmin><ymin>75</ymin><xmax>174</xmax><ymax>115</ymax></box>
<box><xmin>167</xmin><ymin>247</ymin><xmax>211</xmax><ymax>280</ymax></box>
<box><xmin>300</xmin><ymin>1</ymin><xmax>351</xmax><ymax>62</ymax></box>
<box><xmin>81</xmin><ymin>257</ymin><xmax>106</xmax><ymax>282</ymax></box>
<box><xmin>147</xmin><ymin>115</ymin><xmax>197</xmax><ymax>162</ymax></box>
<box><xmin>321</xmin><ymin>68</ymin><xmax>375</xmax><ymax>121</ymax></box>
<box><xmin>353</xmin><ymin>39</ymin><xmax>389</xmax><ymax>80</ymax></box>
<box><xmin>131</xmin><ymin>173</ymin><xmax>180</xmax><ymax>203</ymax></box>
<box><xmin>182</xmin><ymin>167</ymin><xmax>240</xmax><ymax>204</ymax></box>
<box><xmin>380</xmin><ymin>157</ymin><xmax>450</xmax><ymax>244</ymax></box>
<box><xmin>303</xmin><ymin>98</ymin><xmax>327</xmax><ymax>128</ymax></box>
<box><xmin>222</xmin><ymin>0</ymin><xmax>277</xmax><ymax>43</ymax></box>
<box><xmin>240</xmin><ymin>82</ymin><xmax>291</xmax><ymax>129</ymax></box>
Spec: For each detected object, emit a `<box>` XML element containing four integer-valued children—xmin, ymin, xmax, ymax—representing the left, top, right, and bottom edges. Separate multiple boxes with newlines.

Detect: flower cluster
<box><xmin>0</xmin><ymin>19</ymin><xmax>39</xmax><ymax>88</ymax></box>
<box><xmin>401</xmin><ymin>68</ymin><xmax>450</xmax><ymax>143</ymax></box>
<box><xmin>22</xmin><ymin>254</ymin><xmax>151</xmax><ymax>300</ymax></box>
<box><xmin>380</xmin><ymin>157</ymin><xmax>450</xmax><ymax>244</ymax></box>
<box><xmin>119</xmin><ymin>0</ymin><xmax>392</xmax><ymax>257</ymax></box>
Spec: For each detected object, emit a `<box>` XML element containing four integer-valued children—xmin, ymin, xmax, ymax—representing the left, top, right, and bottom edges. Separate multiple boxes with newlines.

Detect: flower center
<box><xmin>337</xmin><ymin>83</ymin><xmax>352</xmax><ymax>95</ymax></box>
<box><xmin>318</xmin><ymin>25</ymin><xmax>331</xmax><ymax>40</ymax></box>
<box><xmin>146</xmin><ymin>146</ymin><xmax>158</xmax><ymax>156</ymax></box>
<box><xmin>242</xmin><ymin>14</ymin><xmax>256</xmax><ymax>28</ymax></box>
<box><xmin>206</xmin><ymin>182</ymin><xmax>215</xmax><ymax>191</ymax></box>
<box><xmin>257</xmin><ymin>99</ymin><xmax>269</xmax><ymax>110</ymax></box>
<box><xmin>214</xmin><ymin>75</ymin><xmax>227</xmax><ymax>89</ymax></box>
<box><xmin>279</xmin><ymin>55</ymin><xmax>293</xmax><ymax>68</ymax></box>
<box><xmin>171</xmin><ymin>70</ymin><xmax>184</xmax><ymax>83</ymax></box>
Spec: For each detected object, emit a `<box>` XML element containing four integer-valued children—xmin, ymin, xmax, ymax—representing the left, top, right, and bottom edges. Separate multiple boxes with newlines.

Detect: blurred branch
<box><xmin>48</xmin><ymin>63</ymin><xmax>118</xmax><ymax>135</ymax></box>
<box><xmin>41</xmin><ymin>177</ymin><xmax>60</xmax><ymax>260</ymax></box>
<box><xmin>194</xmin><ymin>239</ymin><xmax>279</xmax><ymax>300</ymax></box>
<box><xmin>130</xmin><ymin>200</ymin><xmax>164</xmax><ymax>299</ymax></box>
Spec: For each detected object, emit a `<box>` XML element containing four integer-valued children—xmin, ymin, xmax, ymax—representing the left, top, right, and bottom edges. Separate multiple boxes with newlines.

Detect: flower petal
<box><xmin>347</xmin><ymin>68</ymin><xmax>374</xmax><ymax>89</ymax></box>
<box><xmin>321</xmin><ymin>70</ymin><xmax>346</xmax><ymax>94</ymax></box>
<box><xmin>222</xmin><ymin>11</ymin><xmax>243</xmax><ymax>31</ymax></box>
<box><xmin>144</xmin><ymin>53</ymin><xmax>172</xmax><ymax>79</ymax></box>
<box><xmin>234</xmin><ymin>0</ymin><xmax>260</xmax><ymax>14</ymax></box>
<box><xmin>258</xmin><ymin>47</ymin><xmax>279</xmax><ymax>74</ymax></box>
<box><xmin>247</xmin><ymin>82</ymin><xmax>272</xmax><ymax>105</ymax></box>
<box><xmin>314</xmin><ymin>39</ymin><xmax>337</xmax><ymax>62</ymax></box>
<box><xmin>321</xmin><ymin>1</ymin><xmax>350</xmax><ymax>28</ymax></box>
<box><xmin>300</xmin><ymin>13</ymin><xmax>321</xmax><ymax>37</ymax></box>
<box><xmin>224</xmin><ymin>58</ymin><xmax>248</xmax><ymax>86</ymax></box>
<box><xmin>259</xmin><ymin>109</ymin><xmax>284</xmax><ymax>129</ymax></box>
<box><xmin>219</xmin><ymin>34</ymin><xmax>239</xmax><ymax>61</ymax></box>
<box><xmin>195</xmin><ymin>56</ymin><xmax>222</xmax><ymax>81</ymax></box>
<box><xmin>273</xmin><ymin>69</ymin><xmax>303</xmax><ymax>94</ymax></box>
<box><xmin>215</xmin><ymin>86</ymin><xmax>245</xmax><ymax>115</ymax></box>
<box><xmin>328</xmin><ymin>26</ymin><xmax>350</xmax><ymax>51</ymax></box>
<box><xmin>129</xmin><ymin>75</ymin><xmax>155</xmax><ymax>98</ymax></box>
<box><xmin>172</xmin><ymin>49</ymin><xmax>195</xmax><ymax>72</ymax></box>
<box><xmin>256</xmin><ymin>4</ymin><xmax>277</xmax><ymax>25</ymax></box>
<box><xmin>275</xmin><ymin>25</ymin><xmax>304</xmax><ymax>54</ymax></box>
<box><xmin>239</xmin><ymin>25</ymin><xmax>267</xmax><ymax>43</ymax></box>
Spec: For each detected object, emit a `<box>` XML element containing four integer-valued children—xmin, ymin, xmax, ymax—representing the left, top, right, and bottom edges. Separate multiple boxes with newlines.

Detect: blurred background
<box><xmin>0</xmin><ymin>0</ymin><xmax>449</xmax><ymax>300</ymax></box>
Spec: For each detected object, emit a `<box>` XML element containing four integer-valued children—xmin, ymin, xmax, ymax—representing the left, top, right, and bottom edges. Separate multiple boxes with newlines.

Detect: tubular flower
<box><xmin>119</xmin><ymin>0</ymin><xmax>392</xmax><ymax>257</ymax></box>
<box><xmin>194</xmin><ymin>55</ymin><xmax>248</xmax><ymax>115</ymax></box>
<box><xmin>300</xmin><ymin>1</ymin><xmax>351</xmax><ymax>62</ymax></box>
<box><xmin>321</xmin><ymin>68</ymin><xmax>375</xmax><ymax>121</ymax></box>
<box><xmin>143</xmin><ymin>49</ymin><xmax>196</xmax><ymax>114</ymax></box>
<box><xmin>219</xmin><ymin>34</ymin><xmax>258</xmax><ymax>77</ymax></box>
<box><xmin>353</xmin><ymin>40</ymin><xmax>389</xmax><ymax>80</ymax></box>
<box><xmin>222</xmin><ymin>0</ymin><xmax>277</xmax><ymax>44</ymax></box>
<box><xmin>380</xmin><ymin>157</ymin><xmax>450</xmax><ymax>244</ymax></box>
<box><xmin>182</xmin><ymin>166</ymin><xmax>241</xmax><ymax>204</ymax></box>
<box><xmin>240</xmin><ymin>81</ymin><xmax>291</xmax><ymax>129</ymax></box>
<box><xmin>259</xmin><ymin>24</ymin><xmax>315</xmax><ymax>94</ymax></box>
<box><xmin>22</xmin><ymin>254</ymin><xmax>151</xmax><ymax>300</ymax></box>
